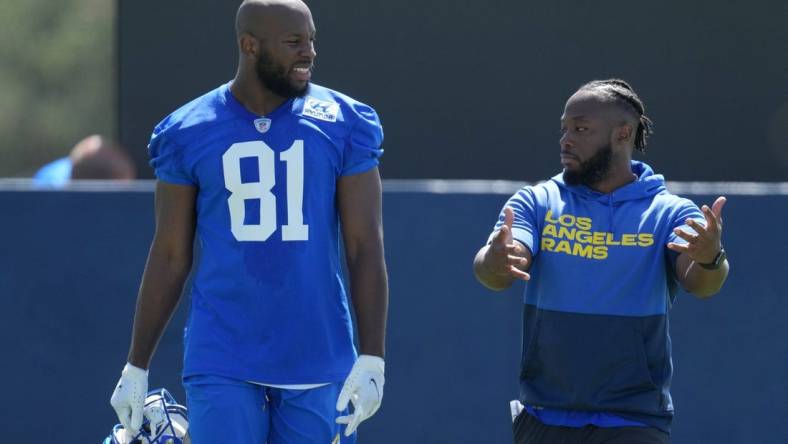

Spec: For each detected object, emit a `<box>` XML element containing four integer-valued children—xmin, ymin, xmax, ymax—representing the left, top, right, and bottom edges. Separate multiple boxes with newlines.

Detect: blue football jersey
<box><xmin>148</xmin><ymin>82</ymin><xmax>383</xmax><ymax>384</ymax></box>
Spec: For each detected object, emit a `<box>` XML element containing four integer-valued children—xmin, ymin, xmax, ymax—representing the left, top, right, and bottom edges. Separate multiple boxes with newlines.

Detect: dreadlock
<box><xmin>580</xmin><ymin>79</ymin><xmax>654</xmax><ymax>153</ymax></box>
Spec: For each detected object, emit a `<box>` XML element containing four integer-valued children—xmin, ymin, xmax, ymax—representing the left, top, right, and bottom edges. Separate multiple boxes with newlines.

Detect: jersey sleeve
<box><xmin>665</xmin><ymin>197</ymin><xmax>705</xmax><ymax>265</ymax></box>
<box><xmin>148</xmin><ymin>129</ymin><xmax>195</xmax><ymax>185</ymax></box>
<box><xmin>340</xmin><ymin>102</ymin><xmax>384</xmax><ymax>176</ymax></box>
<box><xmin>488</xmin><ymin>187</ymin><xmax>540</xmax><ymax>255</ymax></box>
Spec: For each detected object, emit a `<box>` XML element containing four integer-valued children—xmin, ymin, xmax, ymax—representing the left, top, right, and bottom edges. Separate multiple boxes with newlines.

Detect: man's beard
<box><xmin>563</xmin><ymin>143</ymin><xmax>614</xmax><ymax>186</ymax></box>
<box><xmin>255</xmin><ymin>50</ymin><xmax>309</xmax><ymax>99</ymax></box>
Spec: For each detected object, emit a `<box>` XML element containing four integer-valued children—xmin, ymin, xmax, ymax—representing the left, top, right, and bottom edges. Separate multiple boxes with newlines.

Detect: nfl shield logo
<box><xmin>253</xmin><ymin>117</ymin><xmax>272</xmax><ymax>133</ymax></box>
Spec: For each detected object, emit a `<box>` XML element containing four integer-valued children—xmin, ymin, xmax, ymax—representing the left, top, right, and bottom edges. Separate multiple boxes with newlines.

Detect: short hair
<box><xmin>580</xmin><ymin>79</ymin><xmax>654</xmax><ymax>153</ymax></box>
<box><xmin>69</xmin><ymin>135</ymin><xmax>136</xmax><ymax>180</ymax></box>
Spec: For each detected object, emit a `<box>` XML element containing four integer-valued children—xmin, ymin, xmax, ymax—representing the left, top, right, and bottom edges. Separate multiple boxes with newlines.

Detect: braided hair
<box><xmin>580</xmin><ymin>79</ymin><xmax>654</xmax><ymax>153</ymax></box>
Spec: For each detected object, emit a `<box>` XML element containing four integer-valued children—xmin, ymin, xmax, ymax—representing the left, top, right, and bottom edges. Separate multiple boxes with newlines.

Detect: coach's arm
<box><xmin>669</xmin><ymin>196</ymin><xmax>730</xmax><ymax>298</ymax></box>
<box><xmin>474</xmin><ymin>207</ymin><xmax>532</xmax><ymax>291</ymax></box>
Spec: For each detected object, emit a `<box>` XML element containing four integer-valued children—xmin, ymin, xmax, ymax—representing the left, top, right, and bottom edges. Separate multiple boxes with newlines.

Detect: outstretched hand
<box><xmin>667</xmin><ymin>196</ymin><xmax>726</xmax><ymax>264</ymax></box>
<box><xmin>484</xmin><ymin>207</ymin><xmax>530</xmax><ymax>281</ymax></box>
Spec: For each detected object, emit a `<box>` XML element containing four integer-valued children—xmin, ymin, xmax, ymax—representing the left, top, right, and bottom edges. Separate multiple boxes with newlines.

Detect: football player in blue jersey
<box><xmin>474</xmin><ymin>79</ymin><xmax>730</xmax><ymax>444</ymax></box>
<box><xmin>110</xmin><ymin>1</ymin><xmax>388</xmax><ymax>443</ymax></box>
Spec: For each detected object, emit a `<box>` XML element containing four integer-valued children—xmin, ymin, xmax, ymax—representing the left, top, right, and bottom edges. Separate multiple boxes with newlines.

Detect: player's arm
<box><xmin>473</xmin><ymin>207</ymin><xmax>532</xmax><ymax>291</ymax></box>
<box><xmin>128</xmin><ymin>181</ymin><xmax>197</xmax><ymax>367</ymax></box>
<box><xmin>335</xmin><ymin>167</ymin><xmax>388</xmax><ymax>436</ymax></box>
<box><xmin>668</xmin><ymin>196</ymin><xmax>729</xmax><ymax>298</ymax></box>
<box><xmin>111</xmin><ymin>181</ymin><xmax>196</xmax><ymax>435</ymax></box>
<box><xmin>337</xmin><ymin>167</ymin><xmax>388</xmax><ymax>358</ymax></box>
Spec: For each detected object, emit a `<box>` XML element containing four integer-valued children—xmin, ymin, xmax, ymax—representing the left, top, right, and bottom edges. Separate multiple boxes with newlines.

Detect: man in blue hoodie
<box><xmin>474</xmin><ymin>79</ymin><xmax>729</xmax><ymax>444</ymax></box>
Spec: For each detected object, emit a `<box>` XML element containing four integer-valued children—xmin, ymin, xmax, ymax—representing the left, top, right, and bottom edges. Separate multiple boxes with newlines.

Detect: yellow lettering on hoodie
<box><xmin>541</xmin><ymin>237</ymin><xmax>556</xmax><ymax>251</ymax></box>
<box><xmin>558</xmin><ymin>226</ymin><xmax>577</xmax><ymax>240</ymax></box>
<box><xmin>593</xmin><ymin>246</ymin><xmax>609</xmax><ymax>259</ymax></box>
<box><xmin>558</xmin><ymin>214</ymin><xmax>576</xmax><ymax>227</ymax></box>
<box><xmin>542</xmin><ymin>224</ymin><xmax>558</xmax><ymax>238</ymax></box>
<box><xmin>572</xmin><ymin>243</ymin><xmax>594</xmax><ymax>258</ymax></box>
<box><xmin>554</xmin><ymin>240</ymin><xmax>572</xmax><ymax>254</ymax></box>
<box><xmin>638</xmin><ymin>233</ymin><xmax>654</xmax><ymax>247</ymax></box>
<box><xmin>576</xmin><ymin>217</ymin><xmax>592</xmax><ymax>231</ymax></box>
<box><xmin>576</xmin><ymin>230</ymin><xmax>592</xmax><ymax>244</ymax></box>
<box><xmin>621</xmin><ymin>234</ymin><xmax>637</xmax><ymax>246</ymax></box>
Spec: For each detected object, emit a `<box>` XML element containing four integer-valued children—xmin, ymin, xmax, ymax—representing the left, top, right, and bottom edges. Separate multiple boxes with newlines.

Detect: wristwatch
<box><xmin>698</xmin><ymin>248</ymin><xmax>727</xmax><ymax>270</ymax></box>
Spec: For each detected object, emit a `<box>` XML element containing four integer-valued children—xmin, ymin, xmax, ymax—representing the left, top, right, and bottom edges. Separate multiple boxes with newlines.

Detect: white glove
<box><xmin>510</xmin><ymin>400</ymin><xmax>524</xmax><ymax>422</ymax></box>
<box><xmin>110</xmin><ymin>363</ymin><xmax>149</xmax><ymax>437</ymax></box>
<box><xmin>335</xmin><ymin>355</ymin><xmax>385</xmax><ymax>437</ymax></box>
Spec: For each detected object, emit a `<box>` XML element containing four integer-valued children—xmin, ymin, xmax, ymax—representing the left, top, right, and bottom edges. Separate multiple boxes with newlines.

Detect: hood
<box><xmin>550</xmin><ymin>161</ymin><xmax>666</xmax><ymax>205</ymax></box>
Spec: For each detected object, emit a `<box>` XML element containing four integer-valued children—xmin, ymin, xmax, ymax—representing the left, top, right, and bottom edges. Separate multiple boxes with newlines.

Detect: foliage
<box><xmin>0</xmin><ymin>0</ymin><xmax>115</xmax><ymax>176</ymax></box>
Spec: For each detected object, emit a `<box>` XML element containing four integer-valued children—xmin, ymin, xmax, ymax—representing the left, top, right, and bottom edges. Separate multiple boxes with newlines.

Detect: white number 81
<box><xmin>222</xmin><ymin>140</ymin><xmax>309</xmax><ymax>242</ymax></box>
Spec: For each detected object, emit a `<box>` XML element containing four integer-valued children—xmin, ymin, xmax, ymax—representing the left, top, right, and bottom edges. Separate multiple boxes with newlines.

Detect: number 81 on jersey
<box><xmin>222</xmin><ymin>140</ymin><xmax>309</xmax><ymax>242</ymax></box>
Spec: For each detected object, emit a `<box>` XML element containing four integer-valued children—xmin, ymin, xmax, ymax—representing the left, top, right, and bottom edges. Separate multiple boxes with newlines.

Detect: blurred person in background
<box><xmin>109</xmin><ymin>0</ymin><xmax>388</xmax><ymax>443</ymax></box>
<box><xmin>32</xmin><ymin>134</ymin><xmax>136</xmax><ymax>186</ymax></box>
<box><xmin>474</xmin><ymin>79</ymin><xmax>730</xmax><ymax>444</ymax></box>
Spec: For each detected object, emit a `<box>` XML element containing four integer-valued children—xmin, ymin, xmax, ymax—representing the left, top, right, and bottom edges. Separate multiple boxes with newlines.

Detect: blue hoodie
<box><xmin>492</xmin><ymin>161</ymin><xmax>704</xmax><ymax>432</ymax></box>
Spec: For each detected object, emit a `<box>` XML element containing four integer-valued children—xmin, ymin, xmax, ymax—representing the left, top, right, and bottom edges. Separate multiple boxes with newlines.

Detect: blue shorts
<box><xmin>184</xmin><ymin>375</ymin><xmax>356</xmax><ymax>444</ymax></box>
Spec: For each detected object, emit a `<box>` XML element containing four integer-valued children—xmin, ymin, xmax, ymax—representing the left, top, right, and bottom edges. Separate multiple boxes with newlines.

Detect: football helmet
<box><xmin>104</xmin><ymin>388</ymin><xmax>189</xmax><ymax>444</ymax></box>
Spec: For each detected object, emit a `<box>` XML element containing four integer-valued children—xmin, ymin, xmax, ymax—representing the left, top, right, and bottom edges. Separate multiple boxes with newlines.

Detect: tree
<box><xmin>0</xmin><ymin>0</ymin><xmax>115</xmax><ymax>176</ymax></box>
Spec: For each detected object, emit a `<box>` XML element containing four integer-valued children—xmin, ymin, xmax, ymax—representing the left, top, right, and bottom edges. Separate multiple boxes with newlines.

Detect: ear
<box><xmin>238</xmin><ymin>33</ymin><xmax>259</xmax><ymax>57</ymax></box>
<box><xmin>615</xmin><ymin>123</ymin><xmax>634</xmax><ymax>144</ymax></box>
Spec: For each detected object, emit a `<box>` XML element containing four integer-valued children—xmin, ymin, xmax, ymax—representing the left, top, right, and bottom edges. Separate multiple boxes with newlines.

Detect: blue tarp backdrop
<box><xmin>1</xmin><ymin>186</ymin><xmax>785</xmax><ymax>443</ymax></box>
